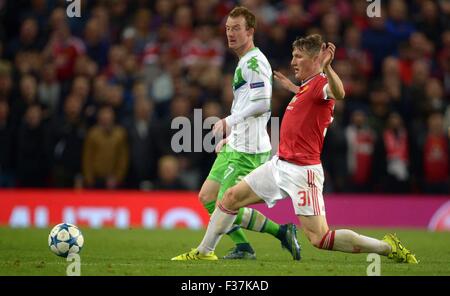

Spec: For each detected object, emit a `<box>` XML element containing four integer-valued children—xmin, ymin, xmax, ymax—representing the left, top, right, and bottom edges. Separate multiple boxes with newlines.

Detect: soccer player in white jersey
<box><xmin>172</xmin><ymin>7</ymin><xmax>300</xmax><ymax>261</ymax></box>
<box><xmin>172</xmin><ymin>34</ymin><xmax>418</xmax><ymax>264</ymax></box>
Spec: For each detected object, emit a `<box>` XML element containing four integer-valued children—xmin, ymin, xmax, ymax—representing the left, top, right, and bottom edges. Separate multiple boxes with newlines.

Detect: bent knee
<box><xmin>222</xmin><ymin>187</ymin><xmax>241</xmax><ymax>210</ymax></box>
<box><xmin>305</xmin><ymin>230</ymin><xmax>330</xmax><ymax>249</ymax></box>
<box><xmin>309</xmin><ymin>236</ymin><xmax>324</xmax><ymax>249</ymax></box>
<box><xmin>198</xmin><ymin>191</ymin><xmax>216</xmax><ymax>204</ymax></box>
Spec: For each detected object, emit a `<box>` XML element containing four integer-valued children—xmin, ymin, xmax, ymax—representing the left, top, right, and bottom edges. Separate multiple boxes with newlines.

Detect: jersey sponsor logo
<box><xmin>250</xmin><ymin>82</ymin><xmax>265</xmax><ymax>89</ymax></box>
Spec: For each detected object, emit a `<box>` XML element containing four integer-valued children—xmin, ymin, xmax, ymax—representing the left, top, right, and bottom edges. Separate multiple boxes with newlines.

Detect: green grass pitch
<box><xmin>0</xmin><ymin>227</ymin><xmax>449</xmax><ymax>276</ymax></box>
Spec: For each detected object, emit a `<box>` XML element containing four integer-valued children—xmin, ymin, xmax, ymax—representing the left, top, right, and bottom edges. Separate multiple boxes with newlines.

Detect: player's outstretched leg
<box><xmin>300</xmin><ymin>216</ymin><xmax>418</xmax><ymax>264</ymax></box>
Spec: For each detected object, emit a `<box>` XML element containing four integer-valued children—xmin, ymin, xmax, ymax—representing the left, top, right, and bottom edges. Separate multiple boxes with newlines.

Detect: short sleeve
<box><xmin>314</xmin><ymin>76</ymin><xmax>333</xmax><ymax>102</ymax></box>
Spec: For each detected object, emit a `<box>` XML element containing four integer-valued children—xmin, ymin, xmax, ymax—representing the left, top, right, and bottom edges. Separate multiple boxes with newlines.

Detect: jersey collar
<box><xmin>300</xmin><ymin>72</ymin><xmax>322</xmax><ymax>87</ymax></box>
<box><xmin>240</xmin><ymin>47</ymin><xmax>259</xmax><ymax>60</ymax></box>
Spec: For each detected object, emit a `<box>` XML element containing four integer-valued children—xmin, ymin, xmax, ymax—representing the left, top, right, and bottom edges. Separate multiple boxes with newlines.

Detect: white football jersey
<box><xmin>228</xmin><ymin>47</ymin><xmax>272</xmax><ymax>153</ymax></box>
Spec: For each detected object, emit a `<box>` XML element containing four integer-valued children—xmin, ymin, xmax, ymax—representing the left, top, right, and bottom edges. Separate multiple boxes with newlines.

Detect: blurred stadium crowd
<box><xmin>0</xmin><ymin>0</ymin><xmax>449</xmax><ymax>194</ymax></box>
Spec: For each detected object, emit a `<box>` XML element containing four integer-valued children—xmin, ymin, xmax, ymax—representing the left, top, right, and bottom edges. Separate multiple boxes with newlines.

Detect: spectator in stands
<box><xmin>105</xmin><ymin>84</ymin><xmax>127</xmax><ymax>123</ymax></box>
<box><xmin>157</xmin><ymin>95</ymin><xmax>201</xmax><ymax>189</ymax></box>
<box><xmin>368</xmin><ymin>85</ymin><xmax>391</xmax><ymax>136</ymax></box>
<box><xmin>6</xmin><ymin>17</ymin><xmax>43</xmax><ymax>59</ymax></box>
<box><xmin>38</xmin><ymin>62</ymin><xmax>60</xmax><ymax>116</ymax></box>
<box><xmin>0</xmin><ymin>99</ymin><xmax>15</xmax><ymax>187</ymax></box>
<box><xmin>336</xmin><ymin>25</ymin><xmax>373</xmax><ymax>78</ymax></box>
<box><xmin>182</xmin><ymin>22</ymin><xmax>224</xmax><ymax>69</ymax></box>
<box><xmin>171</xmin><ymin>6</ymin><xmax>194</xmax><ymax>49</ymax></box>
<box><xmin>322</xmin><ymin>99</ymin><xmax>348</xmax><ymax>193</ymax></box>
<box><xmin>43</xmin><ymin>21</ymin><xmax>85</xmax><ymax>82</ymax></box>
<box><xmin>380</xmin><ymin>112</ymin><xmax>411</xmax><ymax>193</ymax></box>
<box><xmin>381</xmin><ymin>57</ymin><xmax>409</xmax><ymax>121</ymax></box>
<box><xmin>131</xmin><ymin>9</ymin><xmax>154</xmax><ymax>56</ymax></box>
<box><xmin>154</xmin><ymin>155</ymin><xmax>187</xmax><ymax>190</ymax></box>
<box><xmin>0</xmin><ymin>61</ymin><xmax>12</xmax><ymax>103</ymax></box>
<box><xmin>16</xmin><ymin>104</ymin><xmax>50</xmax><ymax>187</ymax></box>
<box><xmin>424</xmin><ymin>78</ymin><xmax>446</xmax><ymax>115</ymax></box>
<box><xmin>350</xmin><ymin>0</ymin><xmax>370</xmax><ymax>30</ymax></box>
<box><xmin>415</xmin><ymin>0</ymin><xmax>443</xmax><ymax>47</ymax></box>
<box><xmin>345</xmin><ymin>110</ymin><xmax>376</xmax><ymax>192</ymax></box>
<box><xmin>321</xmin><ymin>13</ymin><xmax>342</xmax><ymax>45</ymax></box>
<box><xmin>83</xmin><ymin>105</ymin><xmax>129</xmax><ymax>189</ymax></box>
<box><xmin>408</xmin><ymin>59</ymin><xmax>432</xmax><ymax>131</ymax></box>
<box><xmin>362</xmin><ymin>8</ymin><xmax>397</xmax><ymax>75</ymax></box>
<box><xmin>152</xmin><ymin>0</ymin><xmax>174</xmax><ymax>29</ymax></box>
<box><xmin>125</xmin><ymin>97</ymin><xmax>159</xmax><ymax>189</ymax></box>
<box><xmin>418</xmin><ymin>112</ymin><xmax>449</xmax><ymax>194</ymax></box>
<box><xmin>103</xmin><ymin>45</ymin><xmax>126</xmax><ymax>82</ymax></box>
<box><xmin>84</xmin><ymin>18</ymin><xmax>110</xmax><ymax>69</ymax></box>
<box><xmin>70</xmin><ymin>76</ymin><xmax>91</xmax><ymax>108</ymax></box>
<box><xmin>51</xmin><ymin>94</ymin><xmax>86</xmax><ymax>188</ymax></box>
<box><xmin>10</xmin><ymin>74</ymin><xmax>39</xmax><ymax>127</ymax></box>
<box><xmin>73</xmin><ymin>54</ymin><xmax>99</xmax><ymax>80</ymax></box>
<box><xmin>385</xmin><ymin>0</ymin><xmax>416</xmax><ymax>45</ymax></box>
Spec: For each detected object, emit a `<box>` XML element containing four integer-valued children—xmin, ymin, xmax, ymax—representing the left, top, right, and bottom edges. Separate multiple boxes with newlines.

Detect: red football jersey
<box><xmin>278</xmin><ymin>73</ymin><xmax>335</xmax><ymax>166</ymax></box>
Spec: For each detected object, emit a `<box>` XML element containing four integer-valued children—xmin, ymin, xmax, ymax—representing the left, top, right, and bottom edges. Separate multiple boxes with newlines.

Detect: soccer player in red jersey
<box><xmin>172</xmin><ymin>34</ymin><xmax>418</xmax><ymax>264</ymax></box>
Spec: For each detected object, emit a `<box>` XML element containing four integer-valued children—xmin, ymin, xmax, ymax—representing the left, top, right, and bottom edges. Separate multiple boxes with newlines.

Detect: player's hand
<box><xmin>274</xmin><ymin>70</ymin><xmax>299</xmax><ymax>93</ymax></box>
<box><xmin>212</xmin><ymin>118</ymin><xmax>229</xmax><ymax>137</ymax></box>
<box><xmin>215</xmin><ymin>138</ymin><xmax>228</xmax><ymax>153</ymax></box>
<box><xmin>319</xmin><ymin>42</ymin><xmax>336</xmax><ymax>69</ymax></box>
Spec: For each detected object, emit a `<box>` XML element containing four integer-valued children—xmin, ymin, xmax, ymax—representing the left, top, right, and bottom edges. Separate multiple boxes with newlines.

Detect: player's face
<box><xmin>225</xmin><ymin>16</ymin><xmax>253</xmax><ymax>52</ymax></box>
<box><xmin>291</xmin><ymin>48</ymin><xmax>315</xmax><ymax>81</ymax></box>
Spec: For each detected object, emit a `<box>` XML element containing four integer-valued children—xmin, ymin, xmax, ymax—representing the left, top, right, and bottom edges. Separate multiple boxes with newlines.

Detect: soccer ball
<box><xmin>48</xmin><ymin>223</ymin><xmax>84</xmax><ymax>257</ymax></box>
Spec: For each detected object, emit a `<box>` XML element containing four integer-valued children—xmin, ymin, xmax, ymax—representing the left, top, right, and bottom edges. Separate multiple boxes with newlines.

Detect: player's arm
<box><xmin>212</xmin><ymin>99</ymin><xmax>270</xmax><ymax>136</ymax></box>
<box><xmin>320</xmin><ymin>42</ymin><xmax>345</xmax><ymax>100</ymax></box>
<box><xmin>225</xmin><ymin>98</ymin><xmax>270</xmax><ymax>126</ymax></box>
<box><xmin>324</xmin><ymin>64</ymin><xmax>345</xmax><ymax>100</ymax></box>
<box><xmin>274</xmin><ymin>71</ymin><xmax>299</xmax><ymax>93</ymax></box>
<box><xmin>213</xmin><ymin>58</ymin><xmax>271</xmax><ymax>135</ymax></box>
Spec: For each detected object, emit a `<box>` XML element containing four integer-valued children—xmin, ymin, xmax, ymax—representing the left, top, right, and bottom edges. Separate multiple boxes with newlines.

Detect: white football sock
<box><xmin>332</xmin><ymin>229</ymin><xmax>391</xmax><ymax>255</ymax></box>
<box><xmin>197</xmin><ymin>203</ymin><xmax>237</xmax><ymax>254</ymax></box>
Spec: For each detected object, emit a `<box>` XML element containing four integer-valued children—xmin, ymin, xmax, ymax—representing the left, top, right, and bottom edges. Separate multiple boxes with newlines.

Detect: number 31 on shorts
<box><xmin>297</xmin><ymin>191</ymin><xmax>310</xmax><ymax>207</ymax></box>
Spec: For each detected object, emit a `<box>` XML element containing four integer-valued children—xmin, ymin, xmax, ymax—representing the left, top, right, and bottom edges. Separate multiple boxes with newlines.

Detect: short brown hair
<box><xmin>292</xmin><ymin>34</ymin><xmax>323</xmax><ymax>57</ymax></box>
<box><xmin>229</xmin><ymin>6</ymin><xmax>256</xmax><ymax>30</ymax></box>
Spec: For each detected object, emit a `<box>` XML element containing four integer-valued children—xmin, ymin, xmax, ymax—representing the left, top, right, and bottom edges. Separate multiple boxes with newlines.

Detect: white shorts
<box><xmin>243</xmin><ymin>155</ymin><xmax>326</xmax><ymax>216</ymax></box>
